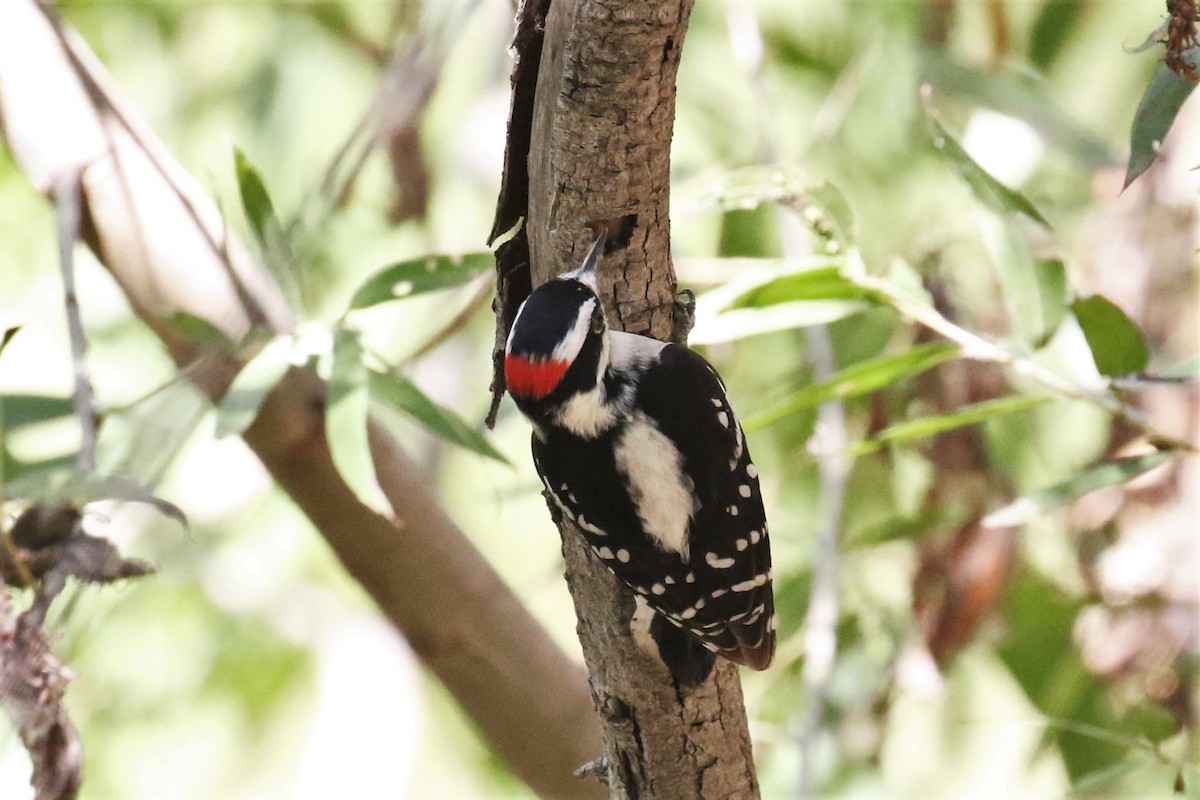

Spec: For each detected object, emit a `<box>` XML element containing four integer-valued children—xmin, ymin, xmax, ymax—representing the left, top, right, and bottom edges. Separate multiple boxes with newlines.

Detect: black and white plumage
<box><xmin>504</xmin><ymin>236</ymin><xmax>775</xmax><ymax>683</ymax></box>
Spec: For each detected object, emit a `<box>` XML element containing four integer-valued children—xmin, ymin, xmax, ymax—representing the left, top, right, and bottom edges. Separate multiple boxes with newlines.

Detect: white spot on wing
<box><xmin>706</xmin><ymin>552</ymin><xmax>736</xmax><ymax>569</ymax></box>
<box><xmin>598</xmin><ymin>547</ymin><xmax>614</xmax><ymax>560</ymax></box>
<box><xmin>577</xmin><ymin>514</ymin><xmax>605</xmax><ymax>536</ymax></box>
<box><xmin>613</xmin><ymin>412</ymin><xmax>695</xmax><ymax>561</ymax></box>
<box><xmin>617</xmin><ymin>548</ymin><xmax>630</xmax><ymax>563</ymax></box>
<box><xmin>651</xmin><ymin>583</ymin><xmax>665</xmax><ymax>595</ymax></box>
<box><xmin>738</xmin><ymin>484</ymin><xmax>752</xmax><ymax>498</ymax></box>
<box><xmin>745</xmin><ymin>463</ymin><xmax>758</xmax><ymax>479</ymax></box>
<box><xmin>680</xmin><ymin>607</ymin><xmax>697</xmax><ymax>620</ymax></box>
<box><xmin>716</xmin><ymin>411</ymin><xmax>729</xmax><ymax>428</ymax></box>
<box><xmin>736</xmin><ymin>539</ymin><xmax>748</xmax><ymax>551</ymax></box>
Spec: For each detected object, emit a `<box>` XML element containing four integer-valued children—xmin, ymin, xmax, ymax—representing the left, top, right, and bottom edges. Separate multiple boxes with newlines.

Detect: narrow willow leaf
<box><xmin>729</xmin><ymin>265</ymin><xmax>873</xmax><ymax>308</ymax></box>
<box><xmin>1071</xmin><ymin>295</ymin><xmax>1149</xmax><ymax>377</ymax></box>
<box><xmin>3</xmin><ymin>451</ymin><xmax>75</xmax><ymax>485</ymax></box>
<box><xmin>982</xmin><ymin>450</ymin><xmax>1174</xmax><ymax>528</ymax></box>
<box><xmin>1031</xmin><ymin>258</ymin><xmax>1068</xmax><ymax>346</ymax></box>
<box><xmin>162</xmin><ymin>311</ymin><xmax>238</xmax><ymax>353</ymax></box>
<box><xmin>1</xmin><ymin>395</ymin><xmax>75</xmax><ymax>429</ymax></box>
<box><xmin>926</xmin><ymin>105</ymin><xmax>1050</xmax><ymax>227</ymax></box>
<box><xmin>984</xmin><ymin>218</ymin><xmax>1067</xmax><ymax>347</ymax></box>
<box><xmin>368</xmin><ymin>369</ymin><xmax>508</xmax><ymax>463</ymax></box>
<box><xmin>801</xmin><ymin>181</ymin><xmax>858</xmax><ymax>248</ymax></box>
<box><xmin>6</xmin><ymin>468</ymin><xmax>187</xmax><ymax>529</ymax></box>
<box><xmin>327</xmin><ymin>327</ymin><xmax>390</xmax><ymax>515</ymax></box>
<box><xmin>215</xmin><ymin>335</ymin><xmax>294</xmax><ymax>438</ymax></box>
<box><xmin>676</xmin><ymin>165</ymin><xmax>810</xmax><ymax>217</ymax></box>
<box><xmin>856</xmin><ymin>395</ymin><xmax>1050</xmax><ymax>455</ymax></box>
<box><xmin>749</xmin><ymin>342</ymin><xmax>959</xmax><ymax>429</ymax></box>
<box><xmin>690</xmin><ymin>300</ymin><xmax>872</xmax><ymax>344</ymax></box>
<box><xmin>348</xmin><ymin>252</ymin><xmax>493</xmax><ymax>311</ymax></box>
<box><xmin>918</xmin><ymin>52</ymin><xmax>1114</xmax><ymax>168</ymax></box>
<box><xmin>690</xmin><ymin>257</ymin><xmax>874</xmax><ymax>343</ymax></box>
<box><xmin>675</xmin><ymin>168</ymin><xmax>858</xmax><ymax>248</ymax></box>
<box><xmin>1125</xmin><ymin>47</ymin><xmax>1200</xmax><ymax>189</ymax></box>
<box><xmin>233</xmin><ymin>146</ymin><xmax>280</xmax><ymax>250</ymax></box>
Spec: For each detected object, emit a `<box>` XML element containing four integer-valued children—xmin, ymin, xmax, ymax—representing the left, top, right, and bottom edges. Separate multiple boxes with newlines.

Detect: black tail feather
<box><xmin>649</xmin><ymin>613</ymin><xmax>717</xmax><ymax>688</ymax></box>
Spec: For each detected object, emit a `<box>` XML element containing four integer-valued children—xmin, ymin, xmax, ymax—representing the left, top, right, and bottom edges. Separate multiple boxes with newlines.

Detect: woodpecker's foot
<box><xmin>671</xmin><ymin>288</ymin><xmax>696</xmax><ymax>344</ymax></box>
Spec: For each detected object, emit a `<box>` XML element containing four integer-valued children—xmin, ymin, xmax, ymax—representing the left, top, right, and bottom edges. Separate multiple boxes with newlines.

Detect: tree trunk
<box><xmin>492</xmin><ymin>1</ymin><xmax>763</xmax><ymax>797</ymax></box>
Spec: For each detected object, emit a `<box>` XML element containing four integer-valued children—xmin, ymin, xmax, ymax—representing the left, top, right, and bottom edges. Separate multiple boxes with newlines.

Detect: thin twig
<box><xmin>722</xmin><ymin>2</ymin><xmax>849</xmax><ymax>796</ymax></box>
<box><xmin>54</xmin><ymin>168</ymin><xmax>98</xmax><ymax>473</ymax></box>
<box><xmin>841</xmin><ymin>255</ymin><xmax>1196</xmax><ymax>454</ymax></box>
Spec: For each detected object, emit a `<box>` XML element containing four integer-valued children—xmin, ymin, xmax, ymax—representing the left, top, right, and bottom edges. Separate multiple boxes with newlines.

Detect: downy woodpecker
<box><xmin>504</xmin><ymin>235</ymin><xmax>775</xmax><ymax>685</ymax></box>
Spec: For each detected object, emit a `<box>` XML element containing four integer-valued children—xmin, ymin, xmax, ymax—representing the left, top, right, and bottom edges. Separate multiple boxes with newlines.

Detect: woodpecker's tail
<box><xmin>649</xmin><ymin>612</ymin><xmax>718</xmax><ymax>688</ymax></box>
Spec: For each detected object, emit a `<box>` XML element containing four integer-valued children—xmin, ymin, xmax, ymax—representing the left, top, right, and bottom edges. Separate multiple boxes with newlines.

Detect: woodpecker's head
<box><xmin>505</xmin><ymin>235</ymin><xmax>609</xmax><ymax>413</ymax></box>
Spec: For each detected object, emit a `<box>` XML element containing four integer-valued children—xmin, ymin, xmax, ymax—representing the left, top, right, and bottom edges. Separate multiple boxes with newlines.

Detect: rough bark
<box><xmin>493</xmin><ymin>1</ymin><xmax>763</xmax><ymax>797</ymax></box>
<box><xmin>0</xmin><ymin>3</ymin><xmax>604</xmax><ymax>798</ymax></box>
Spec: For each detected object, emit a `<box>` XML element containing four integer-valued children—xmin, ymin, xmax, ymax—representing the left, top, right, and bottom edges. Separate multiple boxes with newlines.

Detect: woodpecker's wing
<box><xmin>531</xmin><ymin>342</ymin><xmax>775</xmax><ymax>670</ymax></box>
<box><xmin>634</xmin><ymin>343</ymin><xmax>775</xmax><ymax>669</ymax></box>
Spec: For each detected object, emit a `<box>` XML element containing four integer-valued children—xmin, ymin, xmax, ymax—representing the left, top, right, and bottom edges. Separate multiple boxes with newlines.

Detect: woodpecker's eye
<box><xmin>590</xmin><ymin>307</ymin><xmax>606</xmax><ymax>334</ymax></box>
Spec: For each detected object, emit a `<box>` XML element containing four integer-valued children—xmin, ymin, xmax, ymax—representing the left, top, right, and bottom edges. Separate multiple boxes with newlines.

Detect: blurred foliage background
<box><xmin>1</xmin><ymin>0</ymin><xmax>1197</xmax><ymax>798</ymax></box>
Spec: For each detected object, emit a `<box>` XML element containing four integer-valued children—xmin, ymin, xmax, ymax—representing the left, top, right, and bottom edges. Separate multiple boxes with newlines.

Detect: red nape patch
<box><xmin>505</xmin><ymin>354</ymin><xmax>569</xmax><ymax>399</ymax></box>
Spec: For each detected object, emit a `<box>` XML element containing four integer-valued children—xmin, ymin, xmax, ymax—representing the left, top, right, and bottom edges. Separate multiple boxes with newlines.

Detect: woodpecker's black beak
<box><xmin>565</xmin><ymin>233</ymin><xmax>606</xmax><ymax>288</ymax></box>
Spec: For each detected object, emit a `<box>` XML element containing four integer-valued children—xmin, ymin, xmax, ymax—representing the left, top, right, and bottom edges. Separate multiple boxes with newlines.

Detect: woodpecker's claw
<box><xmin>672</xmin><ymin>288</ymin><xmax>696</xmax><ymax>344</ymax></box>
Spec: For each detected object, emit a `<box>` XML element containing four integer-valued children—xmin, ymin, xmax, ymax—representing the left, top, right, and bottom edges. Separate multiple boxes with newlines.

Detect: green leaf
<box><xmin>162</xmin><ymin>312</ymin><xmax>239</xmax><ymax>353</ymax></box>
<box><xmin>233</xmin><ymin>147</ymin><xmax>281</xmax><ymax>251</ymax></box>
<box><xmin>1071</xmin><ymin>295</ymin><xmax>1149</xmax><ymax>377</ymax></box>
<box><xmin>855</xmin><ymin>395</ymin><xmax>1051</xmax><ymax>455</ymax></box>
<box><xmin>676</xmin><ymin>168</ymin><xmax>858</xmax><ymax>250</ymax></box>
<box><xmin>1125</xmin><ymin>47</ymin><xmax>1200</xmax><ymax>189</ymax></box>
<box><xmin>1</xmin><ymin>395</ymin><xmax>75</xmax><ymax>430</ymax></box>
<box><xmin>749</xmin><ymin>342</ymin><xmax>959</xmax><ymax>429</ymax></box>
<box><xmin>327</xmin><ymin>327</ymin><xmax>390</xmax><ymax>515</ymax></box>
<box><xmin>7</xmin><ymin>468</ymin><xmax>187</xmax><ymax>529</ymax></box>
<box><xmin>729</xmin><ymin>265</ymin><xmax>873</xmax><ymax>308</ymax></box>
<box><xmin>984</xmin><ymin>219</ymin><xmax>1067</xmax><ymax>347</ymax></box>
<box><xmin>982</xmin><ymin>450</ymin><xmax>1174</xmax><ymax>527</ymax></box>
<box><xmin>925</xmin><ymin>104</ymin><xmax>1050</xmax><ymax>227</ymax></box>
<box><xmin>3</xmin><ymin>451</ymin><xmax>75</xmax><ymax>485</ymax></box>
<box><xmin>347</xmin><ymin>252</ymin><xmax>493</xmax><ymax>311</ymax></box>
<box><xmin>215</xmin><ymin>335</ymin><xmax>294</xmax><ymax>438</ymax></box>
<box><xmin>690</xmin><ymin>300</ymin><xmax>871</xmax><ymax>344</ymax></box>
<box><xmin>690</xmin><ymin>257</ymin><xmax>875</xmax><ymax>344</ymax></box>
<box><xmin>367</xmin><ymin>369</ymin><xmax>507</xmax><ymax>464</ymax></box>
<box><xmin>919</xmin><ymin>52</ymin><xmax>1114</xmax><ymax>168</ymax></box>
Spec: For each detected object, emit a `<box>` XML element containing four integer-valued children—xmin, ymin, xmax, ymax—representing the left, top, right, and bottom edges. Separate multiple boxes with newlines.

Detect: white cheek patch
<box><xmin>551</xmin><ymin>298</ymin><xmax>596</xmax><ymax>364</ymax></box>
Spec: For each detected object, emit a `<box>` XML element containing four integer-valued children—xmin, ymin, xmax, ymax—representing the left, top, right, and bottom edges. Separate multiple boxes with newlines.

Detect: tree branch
<box><xmin>493</xmin><ymin>1</ymin><xmax>763</xmax><ymax>796</ymax></box>
<box><xmin>0</xmin><ymin>3</ymin><xmax>603</xmax><ymax>797</ymax></box>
